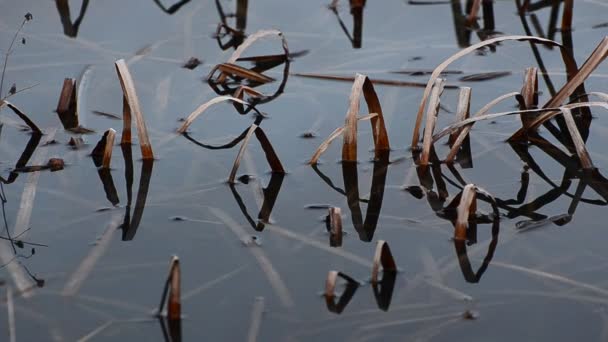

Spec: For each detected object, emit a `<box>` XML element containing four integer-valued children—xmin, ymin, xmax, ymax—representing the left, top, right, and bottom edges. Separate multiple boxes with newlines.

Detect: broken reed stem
<box><xmin>325</xmin><ymin>270</ymin><xmax>340</xmax><ymax>299</ymax></box>
<box><xmin>158</xmin><ymin>256</ymin><xmax>181</xmax><ymax>320</ymax></box>
<box><xmin>419</xmin><ymin>78</ymin><xmax>445</xmax><ymax>166</ymax></box>
<box><xmin>560</xmin><ymin>107</ymin><xmax>594</xmax><ymax>169</ymax></box>
<box><xmin>371</xmin><ymin>240</ymin><xmax>397</xmax><ymax>283</ymax></box>
<box><xmin>114</xmin><ymin>59</ymin><xmax>153</xmax><ymax>159</ymax></box>
<box><xmin>342</xmin><ymin>75</ymin><xmax>366</xmax><ymax>161</ymax></box>
<box><xmin>328</xmin><ymin>207</ymin><xmax>343</xmax><ymax>247</ymax></box>
<box><xmin>519</xmin><ymin>67</ymin><xmax>539</xmax><ymax>129</ymax></box>
<box><xmin>448</xmin><ymin>87</ymin><xmax>471</xmax><ymax>146</ymax></box>
<box><xmin>102</xmin><ymin>128</ymin><xmax>116</xmax><ymax>169</ymax></box>
<box><xmin>56</xmin><ymin>78</ymin><xmax>78</xmax><ymax>129</ymax></box>
<box><xmin>168</xmin><ymin>256</ymin><xmax>181</xmax><ymax>321</ymax></box>
<box><xmin>454</xmin><ymin>184</ymin><xmax>477</xmax><ymax>241</ymax></box>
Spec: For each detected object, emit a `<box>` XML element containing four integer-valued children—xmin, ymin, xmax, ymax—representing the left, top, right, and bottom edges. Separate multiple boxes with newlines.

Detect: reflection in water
<box><xmin>158</xmin><ymin>316</ymin><xmax>181</xmax><ymax>342</ymax></box>
<box><xmin>55</xmin><ymin>0</ymin><xmax>89</xmax><ymax>38</ymax></box>
<box><xmin>324</xmin><ymin>271</ymin><xmax>360</xmax><ymax>314</ymax></box>
<box><xmin>312</xmin><ymin>151</ymin><xmax>389</xmax><ymax>242</ymax></box>
<box><xmin>215</xmin><ymin>0</ymin><xmax>249</xmax><ymax>50</ymax></box>
<box><xmin>120</xmin><ymin>144</ymin><xmax>154</xmax><ymax>241</ymax></box>
<box><xmin>229</xmin><ymin>173</ymin><xmax>284</xmax><ymax>231</ymax></box>
<box><xmin>324</xmin><ymin>268</ymin><xmax>397</xmax><ymax>314</ymax></box>
<box><xmin>330</xmin><ymin>0</ymin><xmax>365</xmax><ymax>49</ymax></box>
<box><xmin>152</xmin><ymin>0</ymin><xmax>192</xmax><ymax>14</ymax></box>
<box><xmin>0</xmin><ymin>132</ymin><xmax>41</xmax><ymax>185</ymax></box>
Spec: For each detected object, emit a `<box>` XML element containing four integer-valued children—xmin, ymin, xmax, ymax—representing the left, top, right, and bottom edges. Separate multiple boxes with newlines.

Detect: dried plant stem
<box><xmin>101</xmin><ymin>128</ymin><xmax>116</xmax><ymax>169</ymax></box>
<box><xmin>371</xmin><ymin>240</ymin><xmax>397</xmax><ymax>283</ymax></box>
<box><xmin>56</xmin><ymin>78</ymin><xmax>79</xmax><ymax>129</ymax></box>
<box><xmin>411</xmin><ymin>35</ymin><xmax>577</xmax><ymax>149</ymax></box>
<box><xmin>158</xmin><ymin>255</ymin><xmax>181</xmax><ymax>320</ymax></box>
<box><xmin>114</xmin><ymin>59</ymin><xmax>153</xmax><ymax>159</ymax></box>
<box><xmin>229</xmin><ymin>124</ymin><xmax>258</xmax><ymax>183</ymax></box>
<box><xmin>228</xmin><ymin>125</ymin><xmax>284</xmax><ymax>183</ymax></box>
<box><xmin>519</xmin><ymin>67</ymin><xmax>539</xmax><ymax>129</ymax></box>
<box><xmin>0</xmin><ymin>100</ymin><xmax>42</xmax><ymax>134</ymax></box>
<box><xmin>177</xmin><ymin>96</ymin><xmax>258</xmax><ymax>134</ymax></box>
<box><xmin>449</xmin><ymin>87</ymin><xmax>472</xmax><ymax>146</ymax></box>
<box><xmin>454</xmin><ymin>184</ymin><xmax>477</xmax><ymax>241</ymax></box>
<box><xmin>560</xmin><ymin>107</ymin><xmax>593</xmax><ymax>169</ymax></box>
<box><xmin>511</xmin><ymin>37</ymin><xmax>608</xmax><ymax>139</ymax></box>
<box><xmin>419</xmin><ymin>78</ymin><xmax>445</xmax><ymax>166</ymax></box>
<box><xmin>446</xmin><ymin>92</ymin><xmax>520</xmax><ymax>163</ymax></box>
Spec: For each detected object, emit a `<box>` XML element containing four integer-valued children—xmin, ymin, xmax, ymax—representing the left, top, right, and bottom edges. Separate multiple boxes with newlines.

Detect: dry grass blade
<box><xmin>411</xmin><ymin>34</ymin><xmax>577</xmax><ymax>149</ymax></box>
<box><xmin>227</xmin><ymin>29</ymin><xmax>287</xmax><ymax>64</ymax></box>
<box><xmin>158</xmin><ymin>256</ymin><xmax>181</xmax><ymax>320</ymax></box>
<box><xmin>177</xmin><ymin>96</ymin><xmax>257</xmax><ymax>134</ymax></box>
<box><xmin>62</xmin><ymin>213</ymin><xmax>121</xmax><ymax>297</ymax></box>
<box><xmin>292</xmin><ymin>73</ymin><xmax>458</xmax><ymax>88</ymax></box>
<box><xmin>216</xmin><ymin>63</ymin><xmax>275</xmax><ymax>84</ymax></box>
<box><xmin>56</xmin><ymin>78</ymin><xmax>79</xmax><ymax>129</ymax></box>
<box><xmin>7</xmin><ymin>287</ymin><xmax>15</xmax><ymax>342</ymax></box>
<box><xmin>419</xmin><ymin>78</ymin><xmax>445</xmax><ymax>166</ymax></box>
<box><xmin>510</xmin><ymin>37</ymin><xmax>608</xmax><ymax>139</ymax></box>
<box><xmin>448</xmin><ymin>87</ymin><xmax>471</xmax><ymax>145</ymax></box>
<box><xmin>101</xmin><ymin>128</ymin><xmax>116</xmax><ymax>169</ymax></box>
<box><xmin>445</xmin><ymin>92</ymin><xmax>520</xmax><ymax>163</ymax></box>
<box><xmin>454</xmin><ymin>184</ymin><xmax>477</xmax><ymax>241</ymax></box>
<box><xmin>229</xmin><ymin>124</ymin><xmax>257</xmax><ymax>184</ymax></box>
<box><xmin>0</xmin><ymin>100</ymin><xmax>42</xmax><ymax>134</ymax></box>
<box><xmin>247</xmin><ymin>297</ymin><xmax>265</xmax><ymax>342</ymax></box>
<box><xmin>434</xmin><ymin>101</ymin><xmax>608</xmax><ymax>143</ymax></box>
<box><xmin>519</xmin><ymin>67</ymin><xmax>539</xmax><ymax>129</ymax></box>
<box><xmin>328</xmin><ymin>207</ymin><xmax>343</xmax><ymax>247</ymax></box>
<box><xmin>342</xmin><ymin>73</ymin><xmax>390</xmax><ymax>161</ymax></box>
<box><xmin>114</xmin><ymin>59</ymin><xmax>153</xmax><ymax>159</ymax></box>
<box><xmin>560</xmin><ymin>107</ymin><xmax>594</xmax><ymax>169</ymax></box>
<box><xmin>309</xmin><ymin>127</ymin><xmax>345</xmax><ymax>165</ymax></box>
<box><xmin>371</xmin><ymin>240</ymin><xmax>397</xmax><ymax>283</ymax></box>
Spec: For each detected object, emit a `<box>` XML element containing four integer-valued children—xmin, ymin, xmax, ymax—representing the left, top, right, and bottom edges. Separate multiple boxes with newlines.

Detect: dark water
<box><xmin>0</xmin><ymin>0</ymin><xmax>608</xmax><ymax>341</ymax></box>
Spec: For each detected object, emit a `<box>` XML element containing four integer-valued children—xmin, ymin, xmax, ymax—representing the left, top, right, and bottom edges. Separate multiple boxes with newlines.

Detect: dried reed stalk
<box><xmin>448</xmin><ymin>87</ymin><xmax>471</xmax><ymax>145</ymax></box>
<box><xmin>371</xmin><ymin>240</ymin><xmax>397</xmax><ymax>283</ymax></box>
<box><xmin>56</xmin><ymin>78</ymin><xmax>79</xmax><ymax>129</ymax></box>
<box><xmin>177</xmin><ymin>96</ymin><xmax>259</xmax><ymax>134</ymax></box>
<box><xmin>560</xmin><ymin>107</ymin><xmax>594</xmax><ymax>169</ymax></box>
<box><xmin>419</xmin><ymin>78</ymin><xmax>445</xmax><ymax>166</ymax></box>
<box><xmin>465</xmin><ymin>0</ymin><xmax>481</xmax><ymax>24</ymax></box>
<box><xmin>445</xmin><ymin>92</ymin><xmax>520</xmax><ymax>163</ymax></box>
<box><xmin>519</xmin><ymin>67</ymin><xmax>539</xmax><ymax>129</ymax></box>
<box><xmin>228</xmin><ymin>125</ymin><xmax>285</xmax><ymax>183</ymax></box>
<box><xmin>312</xmin><ymin>74</ymin><xmax>389</xmax><ymax>163</ymax></box>
<box><xmin>411</xmin><ymin>35</ymin><xmax>578</xmax><ymax>150</ymax></box>
<box><xmin>510</xmin><ymin>37</ymin><xmax>608</xmax><ymax>140</ymax></box>
<box><xmin>216</xmin><ymin>63</ymin><xmax>275</xmax><ymax>83</ymax></box>
<box><xmin>114</xmin><ymin>59</ymin><xmax>153</xmax><ymax>159</ymax></box>
<box><xmin>158</xmin><ymin>256</ymin><xmax>181</xmax><ymax>320</ymax></box>
<box><xmin>101</xmin><ymin>128</ymin><xmax>116</xmax><ymax>169</ymax></box>
<box><xmin>328</xmin><ymin>207</ymin><xmax>343</xmax><ymax>247</ymax></box>
<box><xmin>0</xmin><ymin>100</ymin><xmax>42</xmax><ymax>133</ymax></box>
<box><xmin>454</xmin><ymin>184</ymin><xmax>477</xmax><ymax>241</ymax></box>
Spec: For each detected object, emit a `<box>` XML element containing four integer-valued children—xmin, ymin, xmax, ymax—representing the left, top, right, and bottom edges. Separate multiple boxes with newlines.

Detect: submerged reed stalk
<box><xmin>114</xmin><ymin>59</ymin><xmax>154</xmax><ymax>159</ymax></box>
